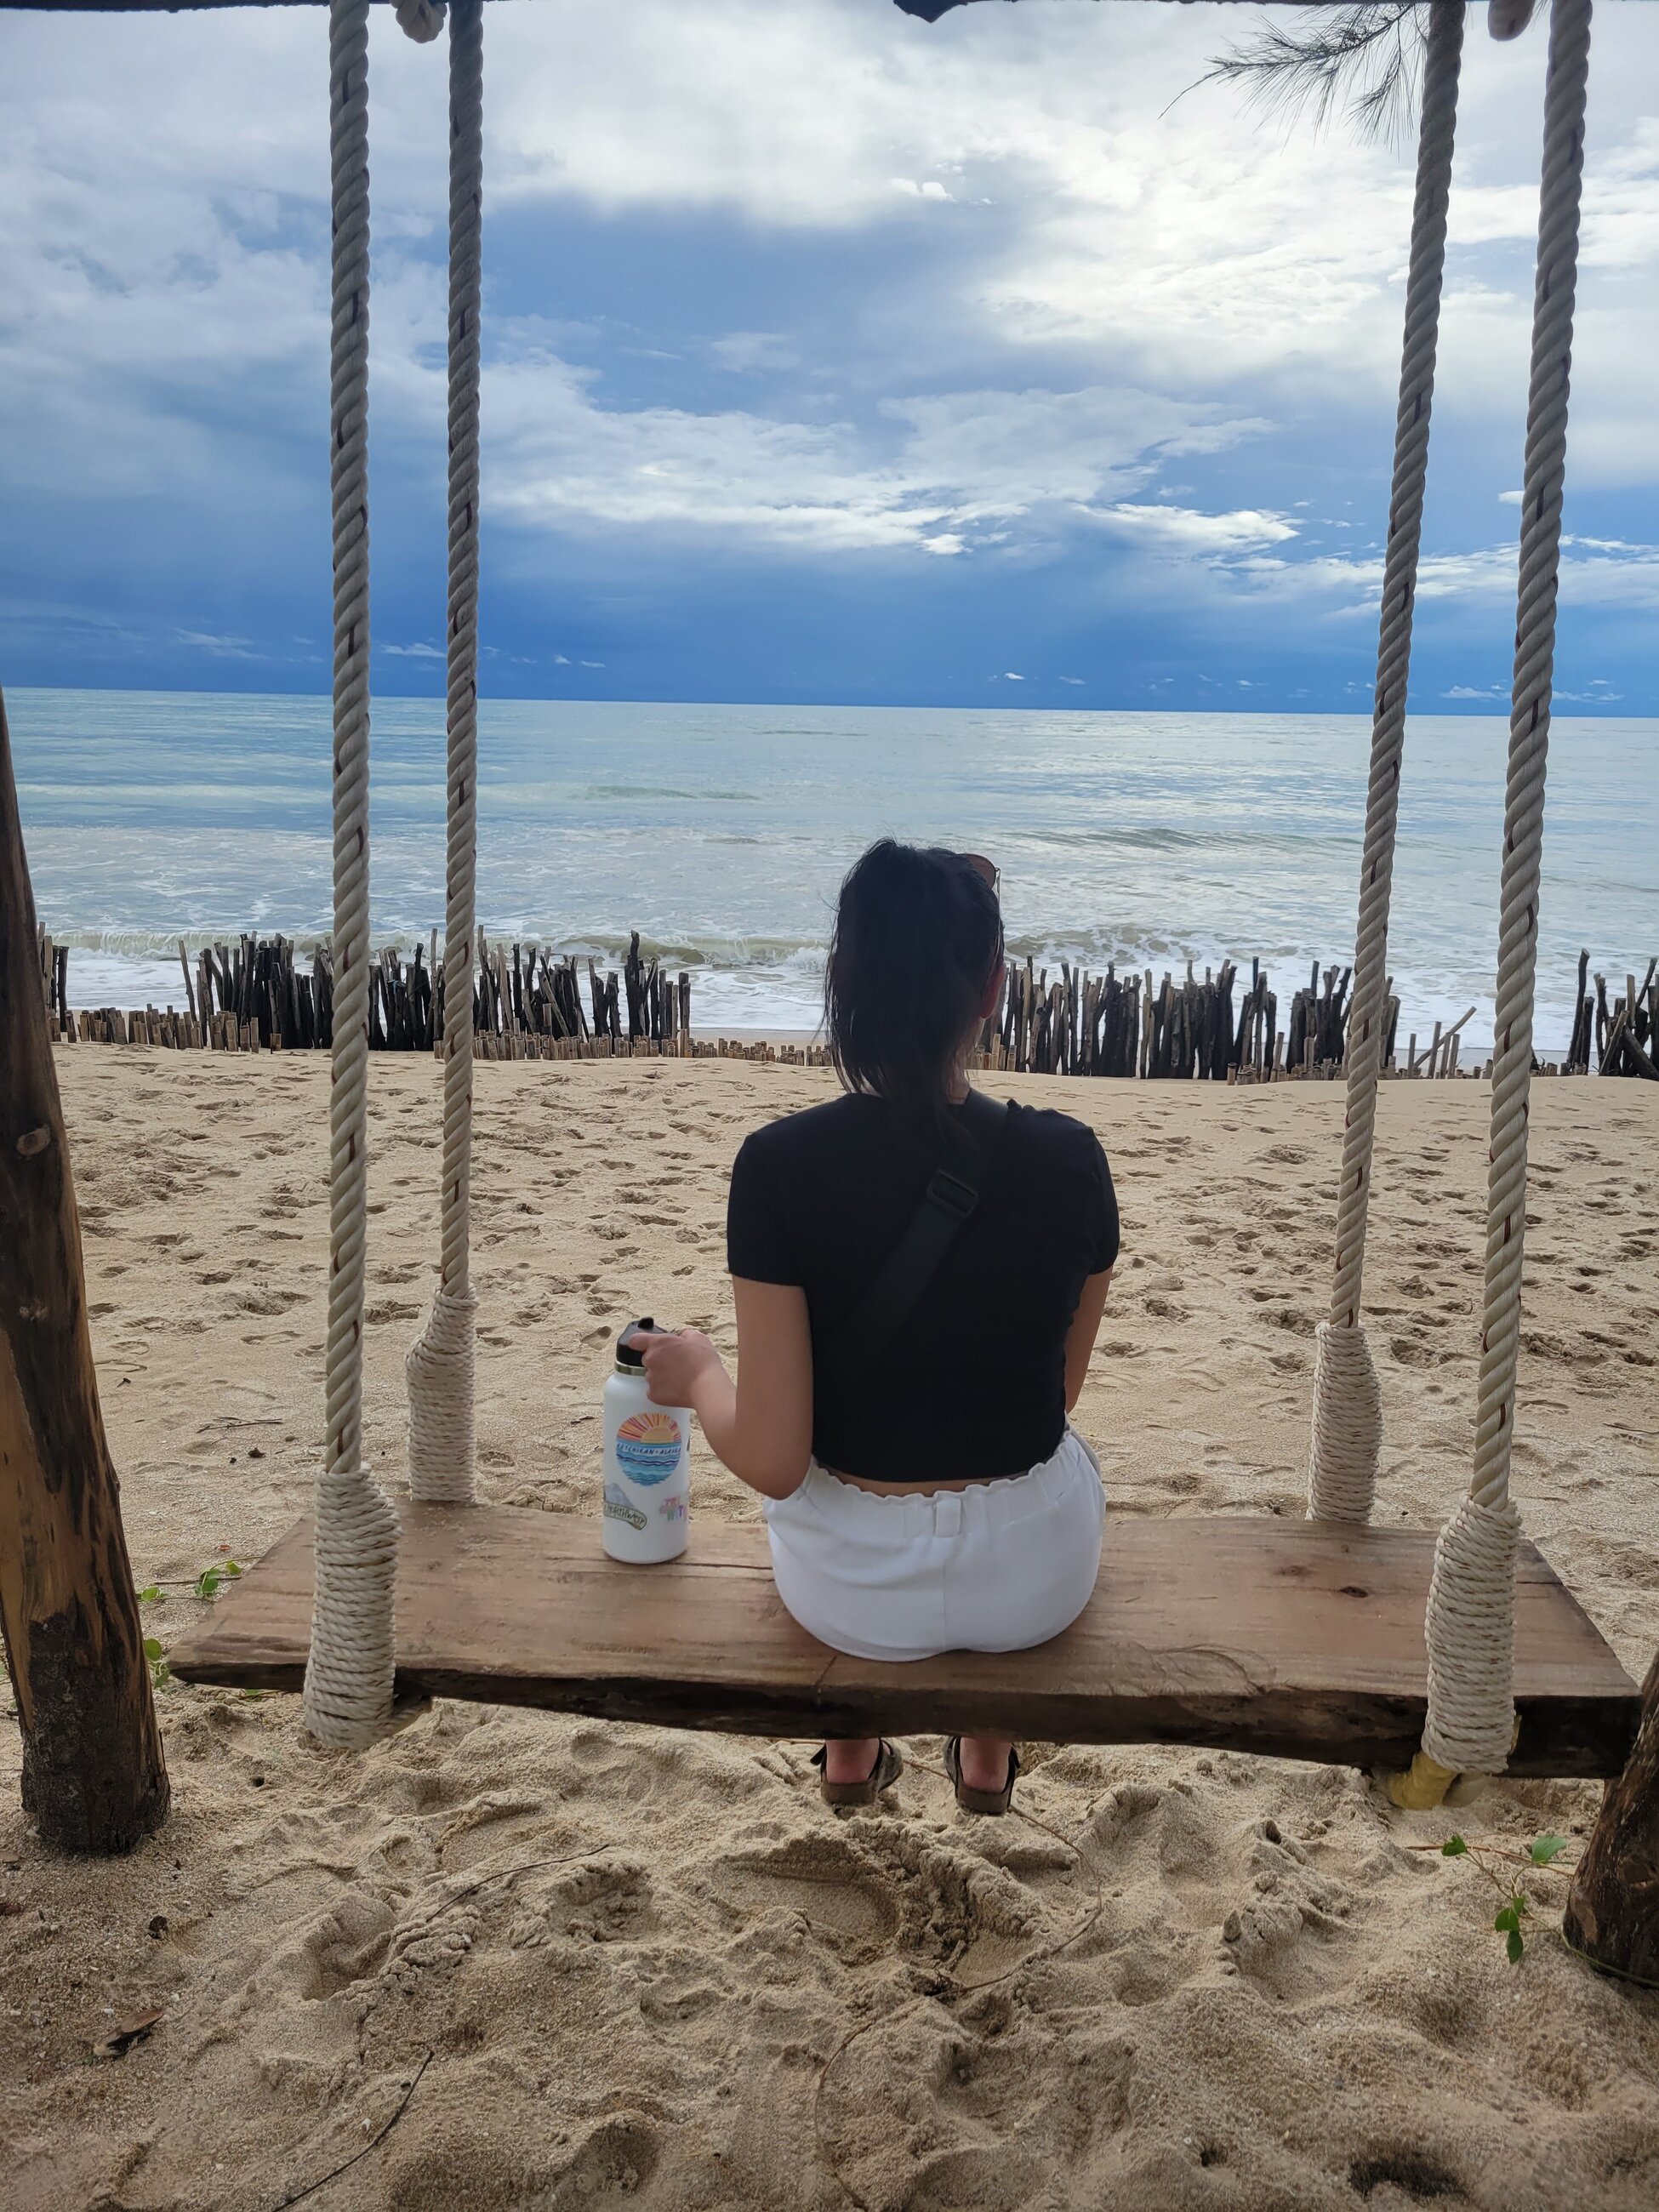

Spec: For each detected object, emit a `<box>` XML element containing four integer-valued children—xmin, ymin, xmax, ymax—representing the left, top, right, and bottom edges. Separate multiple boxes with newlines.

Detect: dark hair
<box><xmin>824</xmin><ymin>840</ymin><xmax>1005</xmax><ymax>1126</ymax></box>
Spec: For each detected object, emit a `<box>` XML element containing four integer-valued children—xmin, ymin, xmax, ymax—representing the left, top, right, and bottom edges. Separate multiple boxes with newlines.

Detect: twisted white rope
<box><xmin>1308</xmin><ymin>0</ymin><xmax>1464</xmax><ymax>1524</ymax></box>
<box><xmin>305</xmin><ymin>0</ymin><xmax>399</xmax><ymax>1749</ymax></box>
<box><xmin>407</xmin><ymin>0</ymin><xmax>483</xmax><ymax>1504</ymax></box>
<box><xmin>1308</xmin><ymin>1320</ymin><xmax>1384</xmax><ymax>1522</ymax></box>
<box><xmin>1422</xmin><ymin>0</ymin><xmax>1593</xmax><ymax>1777</ymax></box>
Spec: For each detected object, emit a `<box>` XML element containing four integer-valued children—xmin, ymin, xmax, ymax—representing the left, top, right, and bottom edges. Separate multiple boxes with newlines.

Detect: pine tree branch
<box><xmin>1197</xmin><ymin>3</ymin><xmax>1430</xmax><ymax>146</ymax></box>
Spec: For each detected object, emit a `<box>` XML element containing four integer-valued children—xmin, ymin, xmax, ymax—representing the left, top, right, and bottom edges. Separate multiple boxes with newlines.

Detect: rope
<box><xmin>1419</xmin><ymin>0</ymin><xmax>1593</xmax><ymax>1780</ymax></box>
<box><xmin>1488</xmin><ymin>0</ymin><xmax>1539</xmax><ymax>39</ymax></box>
<box><xmin>407</xmin><ymin>0</ymin><xmax>483</xmax><ymax>1503</ymax></box>
<box><xmin>1308</xmin><ymin>0</ymin><xmax>1464</xmax><ymax>1525</ymax></box>
<box><xmin>395</xmin><ymin>0</ymin><xmax>447</xmax><ymax>43</ymax></box>
<box><xmin>1308</xmin><ymin>1320</ymin><xmax>1385</xmax><ymax>1522</ymax></box>
<box><xmin>305</xmin><ymin>0</ymin><xmax>399</xmax><ymax>1748</ymax></box>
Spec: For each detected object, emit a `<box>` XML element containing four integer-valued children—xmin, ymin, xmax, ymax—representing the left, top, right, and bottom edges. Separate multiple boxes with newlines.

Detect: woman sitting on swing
<box><xmin>639</xmin><ymin>840</ymin><xmax>1117</xmax><ymax>1816</ymax></box>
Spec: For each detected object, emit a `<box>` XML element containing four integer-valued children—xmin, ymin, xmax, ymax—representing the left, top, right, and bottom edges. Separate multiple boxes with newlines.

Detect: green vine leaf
<box><xmin>1507</xmin><ymin>1928</ymin><xmax>1525</xmax><ymax>1964</ymax></box>
<box><xmin>1441</xmin><ymin>1835</ymin><xmax>1468</xmax><ymax>1857</ymax></box>
<box><xmin>1530</xmin><ymin>1833</ymin><xmax>1569</xmax><ymax>1865</ymax></box>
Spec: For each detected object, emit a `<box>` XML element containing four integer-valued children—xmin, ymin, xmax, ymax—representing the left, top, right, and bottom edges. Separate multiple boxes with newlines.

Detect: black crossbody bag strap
<box><xmin>822</xmin><ymin>1092</ymin><xmax>1009</xmax><ymax>1378</ymax></box>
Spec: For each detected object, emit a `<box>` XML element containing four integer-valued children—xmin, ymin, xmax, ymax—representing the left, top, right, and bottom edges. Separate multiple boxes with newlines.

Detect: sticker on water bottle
<box><xmin>603</xmin><ymin>1482</ymin><xmax>647</xmax><ymax>1531</ymax></box>
<box><xmin>614</xmin><ymin>1410</ymin><xmax>684</xmax><ymax>1485</ymax></box>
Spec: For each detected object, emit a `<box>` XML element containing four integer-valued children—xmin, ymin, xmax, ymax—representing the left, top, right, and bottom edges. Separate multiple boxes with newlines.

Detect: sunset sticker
<box><xmin>614</xmin><ymin>1409</ymin><xmax>685</xmax><ymax>1485</ymax></box>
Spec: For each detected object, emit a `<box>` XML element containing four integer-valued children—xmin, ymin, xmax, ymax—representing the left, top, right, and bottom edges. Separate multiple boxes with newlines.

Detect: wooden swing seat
<box><xmin>168</xmin><ymin>1502</ymin><xmax>1639</xmax><ymax>1776</ymax></box>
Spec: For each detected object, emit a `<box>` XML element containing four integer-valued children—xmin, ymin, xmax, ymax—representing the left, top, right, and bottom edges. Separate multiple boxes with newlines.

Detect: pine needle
<box><xmin>1196</xmin><ymin>3</ymin><xmax>1431</xmax><ymax>147</ymax></box>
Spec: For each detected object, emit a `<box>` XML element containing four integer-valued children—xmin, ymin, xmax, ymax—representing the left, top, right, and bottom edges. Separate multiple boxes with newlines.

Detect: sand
<box><xmin>3</xmin><ymin>1052</ymin><xmax>1657</xmax><ymax>2212</ymax></box>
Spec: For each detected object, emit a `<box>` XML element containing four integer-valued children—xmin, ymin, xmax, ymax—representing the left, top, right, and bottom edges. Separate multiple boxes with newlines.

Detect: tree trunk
<box><xmin>0</xmin><ymin>689</ymin><xmax>169</xmax><ymax>1852</ymax></box>
<box><xmin>1564</xmin><ymin>1650</ymin><xmax>1659</xmax><ymax>1986</ymax></box>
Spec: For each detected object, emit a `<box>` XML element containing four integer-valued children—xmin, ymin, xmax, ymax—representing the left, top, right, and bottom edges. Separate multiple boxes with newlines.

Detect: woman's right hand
<box><xmin>639</xmin><ymin>1326</ymin><xmax>723</xmax><ymax>1410</ymax></box>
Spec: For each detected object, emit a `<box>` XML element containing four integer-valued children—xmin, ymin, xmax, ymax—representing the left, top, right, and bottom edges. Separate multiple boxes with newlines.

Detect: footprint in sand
<box><xmin>548</xmin><ymin>2114</ymin><xmax>663</xmax><ymax>2207</ymax></box>
<box><xmin>720</xmin><ymin>1830</ymin><xmax>900</xmax><ymax>1964</ymax></box>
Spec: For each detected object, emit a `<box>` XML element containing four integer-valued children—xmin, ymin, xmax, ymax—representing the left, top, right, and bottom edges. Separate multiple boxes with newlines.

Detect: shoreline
<box><xmin>53</xmin><ymin>1025</ymin><xmax>1619</xmax><ymax>1078</ymax></box>
<box><xmin>32</xmin><ymin>938</ymin><xmax>1650</xmax><ymax>1073</ymax></box>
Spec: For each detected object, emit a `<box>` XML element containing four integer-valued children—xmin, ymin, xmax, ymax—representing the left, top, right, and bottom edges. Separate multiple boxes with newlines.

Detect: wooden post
<box><xmin>1564</xmin><ymin>1650</ymin><xmax>1659</xmax><ymax>1985</ymax></box>
<box><xmin>0</xmin><ymin>691</ymin><xmax>168</xmax><ymax>1853</ymax></box>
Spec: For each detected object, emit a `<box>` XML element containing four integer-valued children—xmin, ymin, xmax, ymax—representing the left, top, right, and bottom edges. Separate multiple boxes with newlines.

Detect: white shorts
<box><xmin>761</xmin><ymin>1428</ymin><xmax>1103</xmax><ymax>1664</ymax></box>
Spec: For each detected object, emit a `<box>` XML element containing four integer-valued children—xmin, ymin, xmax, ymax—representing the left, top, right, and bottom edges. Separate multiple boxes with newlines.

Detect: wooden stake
<box><xmin>0</xmin><ymin>692</ymin><xmax>169</xmax><ymax>1852</ymax></box>
<box><xmin>1565</xmin><ymin>1650</ymin><xmax>1659</xmax><ymax>1986</ymax></box>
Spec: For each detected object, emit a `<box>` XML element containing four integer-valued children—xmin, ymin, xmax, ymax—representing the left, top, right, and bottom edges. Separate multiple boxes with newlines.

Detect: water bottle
<box><xmin>601</xmin><ymin>1318</ymin><xmax>691</xmax><ymax>1563</ymax></box>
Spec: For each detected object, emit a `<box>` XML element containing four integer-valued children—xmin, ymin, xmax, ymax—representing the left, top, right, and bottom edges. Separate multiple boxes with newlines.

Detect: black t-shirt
<box><xmin>727</xmin><ymin>1092</ymin><xmax>1119</xmax><ymax>1484</ymax></box>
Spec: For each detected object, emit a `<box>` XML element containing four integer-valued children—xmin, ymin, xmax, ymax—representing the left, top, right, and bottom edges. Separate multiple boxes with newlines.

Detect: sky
<box><xmin>2</xmin><ymin>0</ymin><xmax>1656</xmax><ymax>713</ymax></box>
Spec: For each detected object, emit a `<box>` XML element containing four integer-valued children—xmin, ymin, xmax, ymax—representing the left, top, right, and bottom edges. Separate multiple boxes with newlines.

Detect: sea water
<box><xmin>9</xmin><ymin>687</ymin><xmax>1656</xmax><ymax>1055</ymax></box>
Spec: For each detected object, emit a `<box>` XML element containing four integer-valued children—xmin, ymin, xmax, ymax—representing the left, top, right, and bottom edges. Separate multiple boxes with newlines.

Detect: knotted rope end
<box><xmin>1307</xmin><ymin>1320</ymin><xmax>1383</xmax><ymax>1524</ymax></box>
<box><xmin>1420</xmin><ymin>1494</ymin><xmax>1522</xmax><ymax>1776</ymax></box>
<box><xmin>407</xmin><ymin>1285</ymin><xmax>478</xmax><ymax>1503</ymax></box>
<box><xmin>1488</xmin><ymin>0</ymin><xmax>1540</xmax><ymax>43</ymax></box>
<box><xmin>304</xmin><ymin>1461</ymin><xmax>400</xmax><ymax>1747</ymax></box>
<box><xmin>395</xmin><ymin>0</ymin><xmax>448</xmax><ymax>43</ymax></box>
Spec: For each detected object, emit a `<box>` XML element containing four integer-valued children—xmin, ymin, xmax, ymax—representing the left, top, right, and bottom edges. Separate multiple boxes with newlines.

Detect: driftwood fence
<box><xmin>978</xmin><ymin>957</ymin><xmax>1396</xmax><ymax>1083</ymax></box>
<box><xmin>37</xmin><ymin>932</ymin><xmax>1657</xmax><ymax>1081</ymax></box>
<box><xmin>37</xmin><ymin>929</ymin><xmax>693</xmax><ymax>1056</ymax></box>
<box><xmin>1565</xmin><ymin>951</ymin><xmax>1659</xmax><ymax>1080</ymax></box>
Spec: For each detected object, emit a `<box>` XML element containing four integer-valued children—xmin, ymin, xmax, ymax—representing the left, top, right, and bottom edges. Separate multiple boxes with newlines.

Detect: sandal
<box><xmin>811</xmin><ymin>1740</ymin><xmax>904</xmax><ymax>1807</ymax></box>
<box><xmin>944</xmin><ymin>1736</ymin><xmax>1020</xmax><ymax>1817</ymax></box>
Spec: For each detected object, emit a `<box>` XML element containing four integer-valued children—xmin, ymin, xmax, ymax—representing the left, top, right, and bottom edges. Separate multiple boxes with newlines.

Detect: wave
<box><xmin>45</xmin><ymin>923</ymin><xmax>833</xmax><ymax>972</ymax></box>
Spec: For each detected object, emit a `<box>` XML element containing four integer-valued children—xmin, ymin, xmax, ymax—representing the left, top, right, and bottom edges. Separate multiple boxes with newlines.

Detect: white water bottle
<box><xmin>601</xmin><ymin>1319</ymin><xmax>692</xmax><ymax>1563</ymax></box>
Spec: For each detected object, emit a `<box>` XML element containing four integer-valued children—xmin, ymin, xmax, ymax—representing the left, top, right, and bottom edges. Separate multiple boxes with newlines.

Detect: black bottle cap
<box><xmin>615</xmin><ymin>1318</ymin><xmax>657</xmax><ymax>1371</ymax></box>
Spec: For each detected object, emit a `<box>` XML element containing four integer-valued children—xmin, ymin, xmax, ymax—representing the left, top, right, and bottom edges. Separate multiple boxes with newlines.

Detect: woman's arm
<box><xmin>637</xmin><ymin>1278</ymin><xmax>813</xmax><ymax>1501</ymax></box>
<box><xmin>1064</xmin><ymin>1268</ymin><xmax>1113</xmax><ymax>1412</ymax></box>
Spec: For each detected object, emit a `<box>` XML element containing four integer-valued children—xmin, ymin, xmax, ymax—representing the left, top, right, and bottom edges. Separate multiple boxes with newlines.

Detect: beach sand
<box><xmin>4</xmin><ymin>1052</ymin><xmax>1657</xmax><ymax>2211</ymax></box>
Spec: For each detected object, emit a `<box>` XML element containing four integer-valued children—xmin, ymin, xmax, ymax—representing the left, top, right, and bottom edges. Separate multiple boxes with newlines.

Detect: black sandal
<box><xmin>944</xmin><ymin>1736</ymin><xmax>1020</xmax><ymax>1817</ymax></box>
<box><xmin>811</xmin><ymin>1740</ymin><xmax>904</xmax><ymax>1807</ymax></box>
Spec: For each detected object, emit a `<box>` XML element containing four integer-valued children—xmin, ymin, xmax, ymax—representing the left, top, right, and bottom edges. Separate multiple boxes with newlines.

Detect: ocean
<box><xmin>9</xmin><ymin>687</ymin><xmax>1656</xmax><ymax>1054</ymax></box>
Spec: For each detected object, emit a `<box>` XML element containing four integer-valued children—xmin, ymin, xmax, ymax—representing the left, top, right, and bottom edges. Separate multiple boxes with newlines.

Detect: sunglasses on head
<box><xmin>963</xmin><ymin>852</ymin><xmax>999</xmax><ymax>892</ymax></box>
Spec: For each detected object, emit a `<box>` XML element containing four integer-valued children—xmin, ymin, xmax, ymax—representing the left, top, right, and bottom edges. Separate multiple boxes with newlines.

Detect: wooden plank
<box><xmin>168</xmin><ymin>1504</ymin><xmax>1639</xmax><ymax>1776</ymax></box>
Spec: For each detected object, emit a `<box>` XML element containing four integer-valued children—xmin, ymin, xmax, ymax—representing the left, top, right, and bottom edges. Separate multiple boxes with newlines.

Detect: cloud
<box><xmin>3</xmin><ymin>0</ymin><xmax>1657</xmax><ymax>694</ymax></box>
<box><xmin>1089</xmin><ymin>503</ymin><xmax>1297</xmax><ymax>555</ymax></box>
<box><xmin>381</xmin><ymin>641</ymin><xmax>444</xmax><ymax>658</ymax></box>
<box><xmin>480</xmin><ymin>0</ymin><xmax>1657</xmax><ymax>438</ymax></box>
<box><xmin>1232</xmin><ymin>537</ymin><xmax>1659</xmax><ymax>617</ymax></box>
<box><xmin>171</xmin><ymin>626</ymin><xmax>264</xmax><ymax>660</ymax></box>
<box><xmin>1445</xmin><ymin>684</ymin><xmax>1506</xmax><ymax>700</ymax></box>
<box><xmin>709</xmin><ymin>331</ymin><xmax>800</xmax><ymax>374</ymax></box>
<box><xmin>1556</xmin><ymin>678</ymin><xmax>1625</xmax><ymax>702</ymax></box>
<box><xmin>481</xmin><ymin>357</ymin><xmax>1257</xmax><ymax>558</ymax></box>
